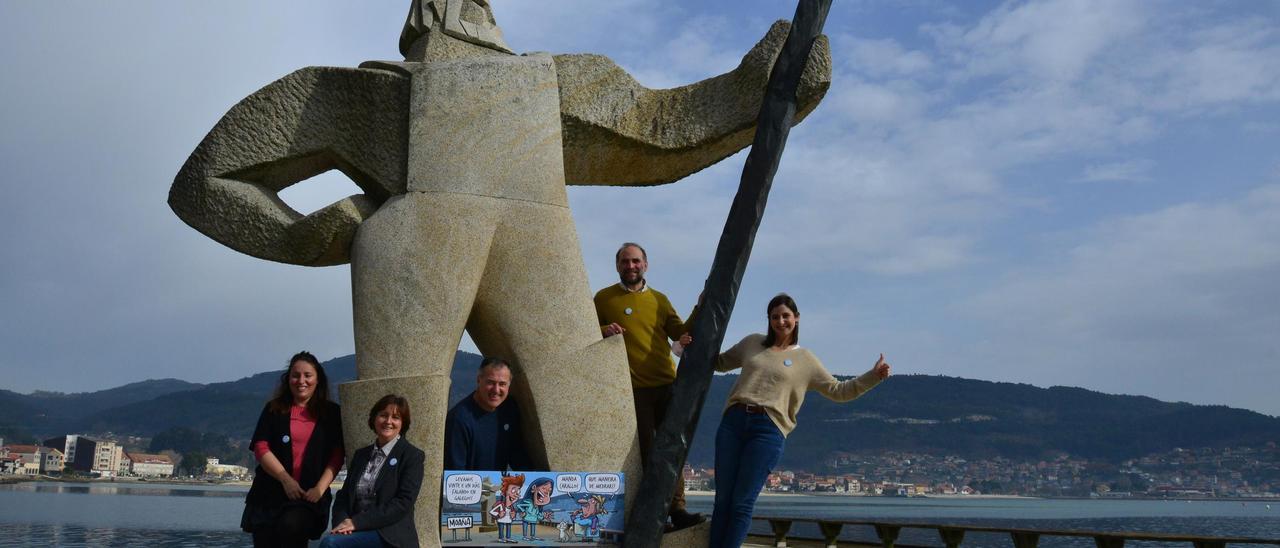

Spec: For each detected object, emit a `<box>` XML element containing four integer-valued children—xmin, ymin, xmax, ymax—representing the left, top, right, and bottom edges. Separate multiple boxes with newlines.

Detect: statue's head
<box><xmin>400</xmin><ymin>0</ymin><xmax>513</xmax><ymax>57</ymax></box>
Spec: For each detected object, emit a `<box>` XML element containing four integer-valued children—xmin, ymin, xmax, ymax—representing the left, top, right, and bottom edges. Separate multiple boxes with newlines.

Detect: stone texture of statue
<box><xmin>169</xmin><ymin>1</ymin><xmax>829</xmax><ymax>544</ymax></box>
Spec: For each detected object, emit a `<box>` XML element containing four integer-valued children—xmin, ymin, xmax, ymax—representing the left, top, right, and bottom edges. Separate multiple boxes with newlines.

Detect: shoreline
<box><xmin>686</xmin><ymin>489</ymin><xmax>1030</xmax><ymax>499</ymax></box>
<box><xmin>687</xmin><ymin>489</ymin><xmax>1280</xmax><ymax>502</ymax></box>
<box><xmin>0</xmin><ymin>475</ymin><xmax>251</xmax><ymax>488</ymax></box>
<box><xmin>4</xmin><ymin>478</ymin><xmax>1274</xmax><ymax>502</ymax></box>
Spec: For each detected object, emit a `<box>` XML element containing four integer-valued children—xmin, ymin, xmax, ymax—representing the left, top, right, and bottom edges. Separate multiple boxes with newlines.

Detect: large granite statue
<box><xmin>169</xmin><ymin>0</ymin><xmax>829</xmax><ymax>544</ymax></box>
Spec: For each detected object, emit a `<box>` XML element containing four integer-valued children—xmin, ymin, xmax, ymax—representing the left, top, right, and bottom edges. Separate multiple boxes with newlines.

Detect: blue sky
<box><xmin>2</xmin><ymin>1</ymin><xmax>1278</xmax><ymax>416</ymax></box>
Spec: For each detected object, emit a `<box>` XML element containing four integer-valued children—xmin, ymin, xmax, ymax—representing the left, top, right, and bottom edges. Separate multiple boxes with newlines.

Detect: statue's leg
<box><xmin>352</xmin><ymin>193</ymin><xmax>498</xmax><ymax>379</ymax></box>
<box><xmin>347</xmin><ymin>192</ymin><xmax>498</xmax><ymax>548</ymax></box>
<box><xmin>466</xmin><ymin>199</ymin><xmax>641</xmax><ymax>495</ymax></box>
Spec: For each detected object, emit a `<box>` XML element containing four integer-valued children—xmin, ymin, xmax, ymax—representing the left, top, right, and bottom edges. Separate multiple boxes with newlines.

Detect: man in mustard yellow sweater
<box><xmin>594</xmin><ymin>242</ymin><xmax>703</xmax><ymax>530</ymax></box>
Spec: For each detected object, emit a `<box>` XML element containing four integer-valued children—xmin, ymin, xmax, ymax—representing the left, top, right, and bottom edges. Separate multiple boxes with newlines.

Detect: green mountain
<box><xmin>0</xmin><ymin>354</ymin><xmax>476</xmax><ymax>444</ymax></box>
<box><xmin>3</xmin><ymin>354</ymin><xmax>1277</xmax><ymax>469</ymax></box>
<box><xmin>700</xmin><ymin>374</ymin><xmax>1280</xmax><ymax>469</ymax></box>
<box><xmin>2</xmin><ymin>378</ymin><xmax>202</xmax><ymax>440</ymax></box>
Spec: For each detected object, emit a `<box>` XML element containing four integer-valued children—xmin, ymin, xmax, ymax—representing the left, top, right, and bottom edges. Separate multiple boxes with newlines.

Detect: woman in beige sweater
<box><xmin>708</xmin><ymin>294</ymin><xmax>891</xmax><ymax>547</ymax></box>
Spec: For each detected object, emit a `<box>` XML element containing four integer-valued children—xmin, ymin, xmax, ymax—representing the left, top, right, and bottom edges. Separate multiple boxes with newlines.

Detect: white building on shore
<box><xmin>205</xmin><ymin>457</ymin><xmax>249</xmax><ymax>479</ymax></box>
<box><xmin>127</xmin><ymin>453</ymin><xmax>175</xmax><ymax>478</ymax></box>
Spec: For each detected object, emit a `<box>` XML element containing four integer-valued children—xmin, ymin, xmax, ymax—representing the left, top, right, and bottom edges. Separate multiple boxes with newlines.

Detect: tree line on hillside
<box><xmin>148</xmin><ymin>426</ymin><xmax>254</xmax><ymax>473</ymax></box>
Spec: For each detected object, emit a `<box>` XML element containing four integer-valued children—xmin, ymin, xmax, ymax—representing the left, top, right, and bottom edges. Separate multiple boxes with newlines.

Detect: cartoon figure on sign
<box><xmin>571</xmin><ymin>494</ymin><xmax>609</xmax><ymax>542</ymax></box>
<box><xmin>514</xmin><ymin>477</ymin><xmax>553</xmax><ymax>542</ymax></box>
<box><xmin>488</xmin><ymin>473</ymin><xmax>524</xmax><ymax>544</ymax></box>
<box><xmin>556</xmin><ymin>518</ymin><xmax>574</xmax><ymax>542</ymax></box>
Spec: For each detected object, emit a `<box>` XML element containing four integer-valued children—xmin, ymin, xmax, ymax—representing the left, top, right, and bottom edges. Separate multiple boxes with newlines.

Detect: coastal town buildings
<box><xmin>1</xmin><ymin>444</ymin><xmax>63</xmax><ymax>475</ymax></box>
<box><xmin>4</xmin><ymin>431</ymin><xmax>255</xmax><ymax>480</ymax></box>
<box><xmin>43</xmin><ymin>435</ymin><xmax>93</xmax><ymax>472</ymax></box>
<box><xmin>0</xmin><ymin>440</ymin><xmax>178</xmax><ymax>478</ymax></box>
<box><xmin>127</xmin><ymin>453</ymin><xmax>175</xmax><ymax>478</ymax></box>
<box><xmin>26</xmin><ymin>436</ymin><xmax>107</xmax><ymax>475</ymax></box>
<box><xmin>4</xmin><ymin>431</ymin><xmax>1276</xmax><ymax>498</ymax></box>
<box><xmin>680</xmin><ymin>443</ymin><xmax>1280</xmax><ymax>498</ymax></box>
<box><xmin>41</xmin><ymin>435</ymin><xmax>129</xmax><ymax>477</ymax></box>
<box><xmin>0</xmin><ymin>454</ymin><xmax>21</xmax><ymax>475</ymax></box>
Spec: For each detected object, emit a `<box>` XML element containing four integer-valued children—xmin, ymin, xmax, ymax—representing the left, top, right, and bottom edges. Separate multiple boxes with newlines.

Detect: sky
<box><xmin>1</xmin><ymin>1</ymin><xmax>1277</xmax><ymax>416</ymax></box>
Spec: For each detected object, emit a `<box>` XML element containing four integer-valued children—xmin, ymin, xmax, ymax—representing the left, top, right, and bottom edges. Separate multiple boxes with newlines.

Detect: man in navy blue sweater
<box><xmin>444</xmin><ymin>357</ymin><xmax>533</xmax><ymax>471</ymax></box>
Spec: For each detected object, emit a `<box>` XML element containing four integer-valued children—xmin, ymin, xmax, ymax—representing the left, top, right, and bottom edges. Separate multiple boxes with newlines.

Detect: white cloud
<box><xmin>843</xmin><ymin>36</ymin><xmax>933</xmax><ymax>77</ymax></box>
<box><xmin>496</xmin><ymin>1</ymin><xmax>748</xmax><ymax>90</ymax></box>
<box><xmin>493</xmin><ymin>0</ymin><xmax>660</xmax><ymax>55</ymax></box>
<box><xmin>1078</xmin><ymin>159</ymin><xmax>1154</xmax><ymax>183</ymax></box>
<box><xmin>1160</xmin><ymin>20</ymin><xmax>1280</xmax><ymax>108</ymax></box>
<box><xmin>939</xmin><ymin>0</ymin><xmax>1146</xmax><ymax>84</ymax></box>
<box><xmin>955</xmin><ymin>185</ymin><xmax>1280</xmax><ymax>410</ymax></box>
<box><xmin>771</xmin><ymin>0</ymin><xmax>1278</xmax><ymax>284</ymax></box>
<box><xmin>827</xmin><ymin>79</ymin><xmax>931</xmax><ymax>127</ymax></box>
<box><xmin>3</xmin><ymin>0</ymin><xmax>1279</xmax><ymax>419</ymax></box>
<box><xmin>1242</xmin><ymin>120</ymin><xmax>1280</xmax><ymax>135</ymax></box>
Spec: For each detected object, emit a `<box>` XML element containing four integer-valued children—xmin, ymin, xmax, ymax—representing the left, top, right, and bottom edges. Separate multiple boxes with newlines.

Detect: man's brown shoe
<box><xmin>669</xmin><ymin>508</ymin><xmax>706</xmax><ymax>530</ymax></box>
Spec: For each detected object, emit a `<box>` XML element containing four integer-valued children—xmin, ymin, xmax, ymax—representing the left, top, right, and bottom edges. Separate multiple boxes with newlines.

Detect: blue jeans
<box><xmin>709</xmin><ymin>406</ymin><xmax>786</xmax><ymax>548</ymax></box>
<box><xmin>318</xmin><ymin>530</ymin><xmax>385</xmax><ymax>548</ymax></box>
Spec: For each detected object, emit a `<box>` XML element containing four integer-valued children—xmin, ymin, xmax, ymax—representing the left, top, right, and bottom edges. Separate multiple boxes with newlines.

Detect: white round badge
<box><xmin>389</xmin><ymin>458</ymin><xmax>398</xmax><ymax>467</ymax></box>
<box><xmin>624</xmin><ymin>307</ymin><xmax>633</xmax><ymax>315</ymax></box>
<box><xmin>282</xmin><ymin>435</ymin><xmax>291</xmax><ymax>443</ymax></box>
<box><xmin>503</xmin><ymin>423</ymin><xmax>510</xmax><ymax>431</ymax></box>
<box><xmin>783</xmin><ymin>359</ymin><xmax>793</xmax><ymax>367</ymax></box>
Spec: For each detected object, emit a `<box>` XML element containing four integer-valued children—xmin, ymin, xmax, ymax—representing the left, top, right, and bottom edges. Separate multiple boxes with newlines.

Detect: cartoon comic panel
<box><xmin>440</xmin><ymin>470</ymin><xmax>625</xmax><ymax>546</ymax></box>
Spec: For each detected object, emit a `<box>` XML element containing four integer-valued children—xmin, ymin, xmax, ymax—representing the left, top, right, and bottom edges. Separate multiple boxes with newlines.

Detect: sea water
<box><xmin>686</xmin><ymin>493</ymin><xmax>1280</xmax><ymax>547</ymax></box>
<box><xmin>2</xmin><ymin>482</ymin><xmax>1277</xmax><ymax>547</ymax></box>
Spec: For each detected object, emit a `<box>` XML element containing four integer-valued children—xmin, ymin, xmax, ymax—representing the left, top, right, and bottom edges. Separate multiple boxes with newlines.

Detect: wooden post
<box><xmin>819</xmin><ymin>521</ymin><xmax>845</xmax><ymax>547</ymax></box>
<box><xmin>1011</xmin><ymin>532</ymin><xmax>1041</xmax><ymax>548</ymax></box>
<box><xmin>1095</xmin><ymin>536</ymin><xmax>1126</xmax><ymax>548</ymax></box>
<box><xmin>874</xmin><ymin>524</ymin><xmax>901</xmax><ymax>548</ymax></box>
<box><xmin>938</xmin><ymin>527</ymin><xmax>966</xmax><ymax>548</ymax></box>
<box><xmin>770</xmin><ymin>519</ymin><xmax>794</xmax><ymax>547</ymax></box>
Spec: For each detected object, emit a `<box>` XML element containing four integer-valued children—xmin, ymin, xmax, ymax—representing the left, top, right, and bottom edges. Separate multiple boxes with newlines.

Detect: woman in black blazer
<box><xmin>242</xmin><ymin>351</ymin><xmax>345</xmax><ymax>548</ymax></box>
<box><xmin>322</xmin><ymin>394</ymin><xmax>426</xmax><ymax>548</ymax></box>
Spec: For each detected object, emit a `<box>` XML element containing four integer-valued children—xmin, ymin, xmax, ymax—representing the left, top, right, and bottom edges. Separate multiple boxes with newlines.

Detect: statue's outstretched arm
<box><xmin>168</xmin><ymin>67</ymin><xmax>409</xmax><ymax>266</ymax></box>
<box><xmin>556</xmin><ymin>20</ymin><xmax>831</xmax><ymax>187</ymax></box>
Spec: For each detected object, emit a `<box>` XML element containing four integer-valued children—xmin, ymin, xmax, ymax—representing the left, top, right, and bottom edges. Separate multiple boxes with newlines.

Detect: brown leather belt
<box><xmin>732</xmin><ymin>403</ymin><xmax>767</xmax><ymax>414</ymax></box>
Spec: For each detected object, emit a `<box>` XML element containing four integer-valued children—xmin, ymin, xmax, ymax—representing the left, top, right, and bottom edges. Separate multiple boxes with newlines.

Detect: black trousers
<box><xmin>633</xmin><ymin>383</ymin><xmax>688</xmax><ymax>512</ymax></box>
<box><xmin>251</xmin><ymin>505</ymin><xmax>320</xmax><ymax>548</ymax></box>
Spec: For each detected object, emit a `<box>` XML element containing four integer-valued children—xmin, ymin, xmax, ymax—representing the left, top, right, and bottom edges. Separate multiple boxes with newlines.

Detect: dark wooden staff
<box><xmin>623</xmin><ymin>0</ymin><xmax>834</xmax><ymax>545</ymax></box>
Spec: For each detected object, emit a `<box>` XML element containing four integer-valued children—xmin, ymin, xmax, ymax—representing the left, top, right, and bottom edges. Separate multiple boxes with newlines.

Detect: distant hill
<box><xmin>3</xmin><ymin>378</ymin><xmax>202</xmax><ymax>437</ymax></box>
<box><xmin>3</xmin><ymin>354</ymin><xmax>1277</xmax><ymax>468</ymax></box>
<box><xmin>0</xmin><ymin>353</ymin><xmax>476</xmax><ymax>444</ymax></box>
<box><xmin>694</xmin><ymin>374</ymin><xmax>1280</xmax><ymax>469</ymax></box>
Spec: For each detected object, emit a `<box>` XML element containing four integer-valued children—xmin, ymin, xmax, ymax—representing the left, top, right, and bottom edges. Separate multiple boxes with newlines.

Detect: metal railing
<box><xmin>750</xmin><ymin>516</ymin><xmax>1280</xmax><ymax>548</ymax></box>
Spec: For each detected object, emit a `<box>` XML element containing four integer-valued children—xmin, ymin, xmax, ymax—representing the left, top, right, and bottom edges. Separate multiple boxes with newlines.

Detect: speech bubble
<box><xmin>444</xmin><ymin>473</ymin><xmax>483</xmax><ymax>505</ymax></box>
<box><xmin>585</xmin><ymin>473</ymin><xmax>621</xmax><ymax>494</ymax></box>
<box><xmin>556</xmin><ymin>474</ymin><xmax>582</xmax><ymax>494</ymax></box>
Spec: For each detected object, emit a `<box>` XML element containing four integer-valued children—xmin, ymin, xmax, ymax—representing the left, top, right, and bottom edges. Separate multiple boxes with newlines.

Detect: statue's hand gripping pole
<box><xmin>623</xmin><ymin>0</ymin><xmax>834</xmax><ymax>545</ymax></box>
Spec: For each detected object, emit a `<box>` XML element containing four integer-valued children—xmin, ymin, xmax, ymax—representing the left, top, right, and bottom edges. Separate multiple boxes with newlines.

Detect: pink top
<box><xmin>253</xmin><ymin>405</ymin><xmax>344</xmax><ymax>482</ymax></box>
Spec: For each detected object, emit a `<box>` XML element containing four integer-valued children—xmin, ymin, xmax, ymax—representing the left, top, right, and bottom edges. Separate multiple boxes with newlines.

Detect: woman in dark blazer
<box><xmin>242</xmin><ymin>351</ymin><xmax>346</xmax><ymax>548</ymax></box>
<box><xmin>322</xmin><ymin>394</ymin><xmax>426</xmax><ymax>548</ymax></box>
